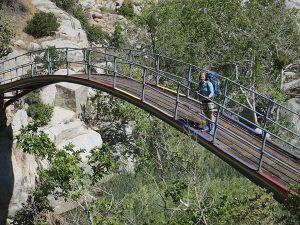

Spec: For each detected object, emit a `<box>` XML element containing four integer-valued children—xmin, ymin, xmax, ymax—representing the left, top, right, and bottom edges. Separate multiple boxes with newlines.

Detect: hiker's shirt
<box><xmin>198</xmin><ymin>81</ymin><xmax>214</xmax><ymax>102</ymax></box>
<box><xmin>198</xmin><ymin>81</ymin><xmax>216</xmax><ymax>111</ymax></box>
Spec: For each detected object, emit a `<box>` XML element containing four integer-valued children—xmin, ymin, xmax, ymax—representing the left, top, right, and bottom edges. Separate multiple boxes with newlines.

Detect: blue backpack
<box><xmin>207</xmin><ymin>70</ymin><xmax>221</xmax><ymax>97</ymax></box>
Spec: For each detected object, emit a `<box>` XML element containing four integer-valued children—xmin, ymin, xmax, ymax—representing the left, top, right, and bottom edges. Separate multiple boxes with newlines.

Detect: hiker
<box><xmin>197</xmin><ymin>72</ymin><xmax>217</xmax><ymax>135</ymax></box>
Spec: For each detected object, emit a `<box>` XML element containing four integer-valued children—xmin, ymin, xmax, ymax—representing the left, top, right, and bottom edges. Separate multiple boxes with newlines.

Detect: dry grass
<box><xmin>2</xmin><ymin>0</ymin><xmax>37</xmax><ymax>43</ymax></box>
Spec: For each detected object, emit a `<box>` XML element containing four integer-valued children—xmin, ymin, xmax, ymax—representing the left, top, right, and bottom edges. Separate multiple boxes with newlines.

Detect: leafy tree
<box><xmin>135</xmin><ymin>0</ymin><xmax>300</xmax><ymax>94</ymax></box>
<box><xmin>15</xmin><ymin>121</ymin><xmax>115</xmax><ymax>223</ymax></box>
<box><xmin>24</xmin><ymin>11</ymin><xmax>60</xmax><ymax>38</ymax></box>
<box><xmin>0</xmin><ymin>14</ymin><xmax>15</xmax><ymax>58</ymax></box>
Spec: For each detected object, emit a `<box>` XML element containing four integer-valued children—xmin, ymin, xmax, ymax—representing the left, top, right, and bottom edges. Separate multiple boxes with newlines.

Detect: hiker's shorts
<box><xmin>202</xmin><ymin>100</ymin><xmax>217</xmax><ymax>112</ymax></box>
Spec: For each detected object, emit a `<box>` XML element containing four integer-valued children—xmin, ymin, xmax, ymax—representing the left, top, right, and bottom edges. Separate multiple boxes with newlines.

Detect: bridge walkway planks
<box><xmin>71</xmin><ymin>74</ymin><xmax>300</xmax><ymax>189</ymax></box>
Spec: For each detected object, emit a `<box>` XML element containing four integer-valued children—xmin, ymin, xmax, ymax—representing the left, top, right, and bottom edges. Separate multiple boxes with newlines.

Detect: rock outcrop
<box><xmin>1</xmin><ymin>0</ymin><xmax>101</xmax><ymax>220</ymax></box>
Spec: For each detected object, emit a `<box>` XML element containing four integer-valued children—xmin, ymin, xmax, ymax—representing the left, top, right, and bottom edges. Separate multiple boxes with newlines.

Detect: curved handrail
<box><xmin>0</xmin><ymin>47</ymin><xmax>299</xmax><ymax>183</ymax></box>
<box><xmin>1</xmin><ymin>46</ymin><xmax>299</xmax><ymax>116</ymax></box>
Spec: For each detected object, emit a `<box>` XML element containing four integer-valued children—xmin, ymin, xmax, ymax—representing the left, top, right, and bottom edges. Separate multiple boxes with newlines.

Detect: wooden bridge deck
<box><xmin>80</xmin><ymin>74</ymin><xmax>300</xmax><ymax>187</ymax></box>
<box><xmin>1</xmin><ymin>73</ymin><xmax>299</xmax><ymax>201</ymax></box>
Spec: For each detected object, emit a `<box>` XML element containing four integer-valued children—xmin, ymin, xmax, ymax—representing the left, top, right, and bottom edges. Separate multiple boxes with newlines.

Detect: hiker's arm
<box><xmin>208</xmin><ymin>82</ymin><xmax>214</xmax><ymax>99</ymax></box>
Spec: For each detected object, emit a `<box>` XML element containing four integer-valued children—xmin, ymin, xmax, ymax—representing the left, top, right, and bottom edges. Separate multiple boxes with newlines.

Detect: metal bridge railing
<box><xmin>0</xmin><ymin>47</ymin><xmax>299</xmax><ymax>180</ymax></box>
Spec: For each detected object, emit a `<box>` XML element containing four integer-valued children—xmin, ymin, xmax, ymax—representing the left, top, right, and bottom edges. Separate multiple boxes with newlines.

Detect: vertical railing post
<box><xmin>155</xmin><ymin>54</ymin><xmax>160</xmax><ymax>86</ymax></box>
<box><xmin>187</xmin><ymin>65</ymin><xmax>192</xmax><ymax>97</ymax></box>
<box><xmin>258</xmin><ymin>101</ymin><xmax>272</xmax><ymax>172</ymax></box>
<box><xmin>105</xmin><ymin>47</ymin><xmax>108</xmax><ymax>75</ymax></box>
<box><xmin>174</xmin><ymin>82</ymin><xmax>181</xmax><ymax>120</ymax></box>
<box><xmin>15</xmin><ymin>57</ymin><xmax>18</xmax><ymax>79</ymax></box>
<box><xmin>29</xmin><ymin>52</ymin><xmax>33</xmax><ymax>77</ymax></box>
<box><xmin>66</xmin><ymin>48</ymin><xmax>69</xmax><ymax>76</ymax></box>
<box><xmin>47</xmin><ymin>48</ymin><xmax>51</xmax><ymax>75</ymax></box>
<box><xmin>212</xmin><ymin>79</ymin><xmax>229</xmax><ymax>143</ymax></box>
<box><xmin>113</xmin><ymin>56</ymin><xmax>117</xmax><ymax>88</ymax></box>
<box><xmin>84</xmin><ymin>48</ymin><xmax>88</xmax><ymax>74</ymax></box>
<box><xmin>141</xmin><ymin>67</ymin><xmax>147</xmax><ymax>101</ymax></box>
<box><xmin>88</xmin><ymin>49</ymin><xmax>91</xmax><ymax>80</ymax></box>
<box><xmin>129</xmin><ymin>49</ymin><xmax>133</xmax><ymax>79</ymax></box>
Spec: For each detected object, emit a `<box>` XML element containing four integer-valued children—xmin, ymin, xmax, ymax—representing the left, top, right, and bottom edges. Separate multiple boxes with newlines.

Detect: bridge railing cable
<box><xmin>0</xmin><ymin>47</ymin><xmax>299</xmax><ymax>183</ymax></box>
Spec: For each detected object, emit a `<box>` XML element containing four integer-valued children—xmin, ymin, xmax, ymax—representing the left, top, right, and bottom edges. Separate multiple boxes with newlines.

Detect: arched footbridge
<box><xmin>0</xmin><ymin>47</ymin><xmax>299</xmax><ymax>203</ymax></box>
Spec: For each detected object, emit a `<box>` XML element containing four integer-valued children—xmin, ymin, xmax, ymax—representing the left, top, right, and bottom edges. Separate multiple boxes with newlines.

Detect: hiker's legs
<box><xmin>201</xmin><ymin>110</ymin><xmax>210</xmax><ymax>131</ymax></box>
<box><xmin>209</xmin><ymin>110</ymin><xmax>216</xmax><ymax>134</ymax></box>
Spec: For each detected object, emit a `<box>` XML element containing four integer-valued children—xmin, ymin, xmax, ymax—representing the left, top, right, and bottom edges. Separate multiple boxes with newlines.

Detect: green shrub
<box><xmin>24</xmin><ymin>11</ymin><xmax>59</xmax><ymax>38</ymax></box>
<box><xmin>42</xmin><ymin>46</ymin><xmax>65</xmax><ymax>71</ymax></box>
<box><xmin>72</xmin><ymin>5</ymin><xmax>88</xmax><ymax>27</ymax></box>
<box><xmin>86</xmin><ymin>24</ymin><xmax>109</xmax><ymax>44</ymax></box>
<box><xmin>118</xmin><ymin>0</ymin><xmax>135</xmax><ymax>19</ymax></box>
<box><xmin>25</xmin><ymin>92</ymin><xmax>54</xmax><ymax>126</ymax></box>
<box><xmin>110</xmin><ymin>23</ymin><xmax>126</xmax><ymax>48</ymax></box>
<box><xmin>73</xmin><ymin>5</ymin><xmax>109</xmax><ymax>44</ymax></box>
<box><xmin>27</xmin><ymin>103</ymin><xmax>54</xmax><ymax>126</ymax></box>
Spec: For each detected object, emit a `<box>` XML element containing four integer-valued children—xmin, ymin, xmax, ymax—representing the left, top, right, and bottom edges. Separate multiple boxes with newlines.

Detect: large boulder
<box><xmin>283</xmin><ymin>78</ymin><xmax>300</xmax><ymax>92</ymax></box>
<box><xmin>40</xmin><ymin>69</ymin><xmax>89</xmax><ymax>115</ymax></box>
<box><xmin>8</xmin><ymin>150</ymin><xmax>38</xmax><ymax>216</ymax></box>
<box><xmin>40</xmin><ymin>84</ymin><xmax>57</xmax><ymax>106</ymax></box>
<box><xmin>54</xmin><ymin>82</ymin><xmax>88</xmax><ymax>115</ymax></box>
<box><xmin>11</xmin><ymin>110</ymin><xmax>28</xmax><ymax>136</ymax></box>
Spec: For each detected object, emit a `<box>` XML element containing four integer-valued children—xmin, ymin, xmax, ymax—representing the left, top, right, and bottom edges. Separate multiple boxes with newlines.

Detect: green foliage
<box><xmin>24</xmin><ymin>11</ymin><xmax>59</xmax><ymax>38</ymax></box>
<box><xmin>27</xmin><ymin>103</ymin><xmax>53</xmax><ymax>126</ymax></box>
<box><xmin>15</xmin><ymin>119</ymin><xmax>115</xmax><ymax>223</ymax></box>
<box><xmin>164</xmin><ymin>180</ymin><xmax>188</xmax><ymax>204</ymax></box>
<box><xmin>88</xmin><ymin>144</ymin><xmax>115</xmax><ymax>184</ymax></box>
<box><xmin>207</xmin><ymin>189</ymin><xmax>283</xmax><ymax>225</ymax></box>
<box><xmin>118</xmin><ymin>0</ymin><xmax>135</xmax><ymax>19</ymax></box>
<box><xmin>24</xmin><ymin>92</ymin><xmax>54</xmax><ymax>126</ymax></box>
<box><xmin>110</xmin><ymin>23</ymin><xmax>126</xmax><ymax>48</ymax></box>
<box><xmin>0</xmin><ymin>14</ymin><xmax>15</xmax><ymax>57</ymax></box>
<box><xmin>134</xmin><ymin>0</ymin><xmax>300</xmax><ymax>95</ymax></box>
<box><xmin>73</xmin><ymin>5</ymin><xmax>109</xmax><ymax>44</ymax></box>
<box><xmin>284</xmin><ymin>181</ymin><xmax>300</xmax><ymax>224</ymax></box>
<box><xmin>44</xmin><ymin>46</ymin><xmax>65</xmax><ymax>71</ymax></box>
<box><xmin>16</xmin><ymin>121</ymin><xmax>57</xmax><ymax>159</ymax></box>
<box><xmin>84</xmin><ymin>90</ymin><xmax>140</xmax><ymax>146</ymax></box>
<box><xmin>267</xmin><ymin>86</ymin><xmax>287</xmax><ymax>102</ymax></box>
<box><xmin>39</xmin><ymin>144</ymin><xmax>88</xmax><ymax>200</ymax></box>
<box><xmin>51</xmin><ymin>0</ymin><xmax>78</xmax><ymax>12</ymax></box>
<box><xmin>12</xmin><ymin>188</ymin><xmax>52</xmax><ymax>225</ymax></box>
<box><xmin>72</xmin><ymin>5</ymin><xmax>88</xmax><ymax>27</ymax></box>
<box><xmin>86</xmin><ymin>24</ymin><xmax>110</xmax><ymax>44</ymax></box>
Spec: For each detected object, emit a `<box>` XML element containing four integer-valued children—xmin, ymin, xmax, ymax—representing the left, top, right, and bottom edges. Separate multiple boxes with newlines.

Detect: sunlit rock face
<box><xmin>1</xmin><ymin>0</ymin><xmax>99</xmax><ymax>215</ymax></box>
<box><xmin>32</xmin><ymin>0</ymin><xmax>89</xmax><ymax>48</ymax></box>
